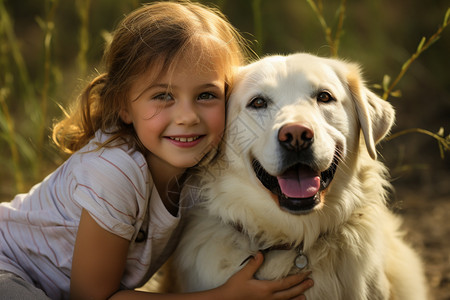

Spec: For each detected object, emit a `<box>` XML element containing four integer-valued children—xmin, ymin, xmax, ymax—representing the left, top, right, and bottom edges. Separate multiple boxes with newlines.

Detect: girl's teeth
<box><xmin>171</xmin><ymin>136</ymin><xmax>199</xmax><ymax>142</ymax></box>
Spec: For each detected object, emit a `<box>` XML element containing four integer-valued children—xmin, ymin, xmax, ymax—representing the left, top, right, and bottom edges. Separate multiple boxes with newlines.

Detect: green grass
<box><xmin>0</xmin><ymin>0</ymin><xmax>448</xmax><ymax>201</ymax></box>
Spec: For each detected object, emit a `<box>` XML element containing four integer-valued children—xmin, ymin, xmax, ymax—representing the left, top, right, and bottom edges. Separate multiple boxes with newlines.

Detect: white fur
<box><xmin>172</xmin><ymin>53</ymin><xmax>427</xmax><ymax>299</ymax></box>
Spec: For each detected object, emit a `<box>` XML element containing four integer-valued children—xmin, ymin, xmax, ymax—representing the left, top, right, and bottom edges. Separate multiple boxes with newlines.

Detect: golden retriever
<box><xmin>171</xmin><ymin>53</ymin><xmax>428</xmax><ymax>299</ymax></box>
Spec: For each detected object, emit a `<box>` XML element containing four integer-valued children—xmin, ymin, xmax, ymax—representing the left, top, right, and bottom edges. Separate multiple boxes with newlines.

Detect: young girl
<box><xmin>0</xmin><ymin>2</ymin><xmax>313</xmax><ymax>299</ymax></box>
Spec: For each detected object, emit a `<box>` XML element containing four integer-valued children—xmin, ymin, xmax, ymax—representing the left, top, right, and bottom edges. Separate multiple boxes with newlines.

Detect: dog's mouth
<box><xmin>252</xmin><ymin>155</ymin><xmax>339</xmax><ymax>214</ymax></box>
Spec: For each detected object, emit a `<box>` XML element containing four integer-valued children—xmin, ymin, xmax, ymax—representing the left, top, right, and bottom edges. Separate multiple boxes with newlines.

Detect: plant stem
<box><xmin>385</xmin><ymin>128</ymin><xmax>449</xmax><ymax>158</ymax></box>
<box><xmin>387</xmin><ymin>128</ymin><xmax>444</xmax><ymax>143</ymax></box>
<box><xmin>76</xmin><ymin>0</ymin><xmax>90</xmax><ymax>76</ymax></box>
<box><xmin>382</xmin><ymin>8</ymin><xmax>450</xmax><ymax>100</ymax></box>
<box><xmin>0</xmin><ymin>90</ymin><xmax>24</xmax><ymax>192</ymax></box>
<box><xmin>252</xmin><ymin>0</ymin><xmax>263</xmax><ymax>56</ymax></box>
<box><xmin>306</xmin><ymin>0</ymin><xmax>347</xmax><ymax>57</ymax></box>
<box><xmin>0</xmin><ymin>0</ymin><xmax>34</xmax><ymax>101</ymax></box>
<box><xmin>37</xmin><ymin>0</ymin><xmax>58</xmax><ymax>173</ymax></box>
<box><xmin>0</xmin><ymin>0</ymin><xmax>26</xmax><ymax>192</ymax></box>
<box><xmin>334</xmin><ymin>0</ymin><xmax>346</xmax><ymax>56</ymax></box>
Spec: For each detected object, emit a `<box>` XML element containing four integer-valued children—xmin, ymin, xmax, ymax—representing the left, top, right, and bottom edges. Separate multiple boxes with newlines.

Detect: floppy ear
<box><xmin>347</xmin><ymin>66</ymin><xmax>395</xmax><ymax>160</ymax></box>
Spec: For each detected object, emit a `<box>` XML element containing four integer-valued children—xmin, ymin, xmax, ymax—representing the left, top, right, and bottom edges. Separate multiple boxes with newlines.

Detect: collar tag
<box><xmin>294</xmin><ymin>248</ymin><xmax>309</xmax><ymax>269</ymax></box>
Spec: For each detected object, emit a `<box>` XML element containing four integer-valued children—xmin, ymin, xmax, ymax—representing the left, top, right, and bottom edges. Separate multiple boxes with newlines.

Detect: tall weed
<box><xmin>306</xmin><ymin>0</ymin><xmax>449</xmax><ymax>158</ymax></box>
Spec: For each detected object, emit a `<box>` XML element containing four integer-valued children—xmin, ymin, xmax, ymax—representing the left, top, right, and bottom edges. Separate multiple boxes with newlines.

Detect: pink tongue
<box><xmin>277</xmin><ymin>166</ymin><xmax>320</xmax><ymax>198</ymax></box>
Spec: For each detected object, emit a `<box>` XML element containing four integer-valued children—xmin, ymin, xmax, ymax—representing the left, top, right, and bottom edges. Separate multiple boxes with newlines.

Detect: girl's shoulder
<box><xmin>65</xmin><ymin>132</ymin><xmax>151</xmax><ymax>238</ymax></box>
<box><xmin>67</xmin><ymin>131</ymin><xmax>151</xmax><ymax>222</ymax></box>
<box><xmin>70</xmin><ymin>130</ymin><xmax>149</xmax><ymax>186</ymax></box>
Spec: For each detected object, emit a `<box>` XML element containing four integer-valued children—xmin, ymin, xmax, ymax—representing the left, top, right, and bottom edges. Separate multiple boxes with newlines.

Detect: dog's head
<box><xmin>222</xmin><ymin>53</ymin><xmax>395</xmax><ymax>215</ymax></box>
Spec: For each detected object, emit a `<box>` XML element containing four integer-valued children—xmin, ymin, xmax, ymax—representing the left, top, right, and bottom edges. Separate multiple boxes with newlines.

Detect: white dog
<box><xmin>172</xmin><ymin>53</ymin><xmax>428</xmax><ymax>299</ymax></box>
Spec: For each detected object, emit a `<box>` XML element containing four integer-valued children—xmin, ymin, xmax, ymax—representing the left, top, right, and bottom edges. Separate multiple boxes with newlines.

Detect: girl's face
<box><xmin>120</xmin><ymin>58</ymin><xmax>226</xmax><ymax>175</ymax></box>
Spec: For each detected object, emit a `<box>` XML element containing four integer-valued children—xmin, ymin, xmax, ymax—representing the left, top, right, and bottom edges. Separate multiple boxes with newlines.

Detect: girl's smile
<box><xmin>168</xmin><ymin>136</ymin><xmax>201</xmax><ymax>142</ymax></box>
<box><xmin>165</xmin><ymin>135</ymin><xmax>205</xmax><ymax>148</ymax></box>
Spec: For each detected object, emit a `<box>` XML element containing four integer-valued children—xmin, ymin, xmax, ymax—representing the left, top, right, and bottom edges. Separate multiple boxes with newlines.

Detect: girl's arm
<box><xmin>70</xmin><ymin>209</ymin><xmax>130</xmax><ymax>299</ymax></box>
<box><xmin>70</xmin><ymin>209</ymin><xmax>313</xmax><ymax>300</ymax></box>
<box><xmin>111</xmin><ymin>254</ymin><xmax>313</xmax><ymax>300</ymax></box>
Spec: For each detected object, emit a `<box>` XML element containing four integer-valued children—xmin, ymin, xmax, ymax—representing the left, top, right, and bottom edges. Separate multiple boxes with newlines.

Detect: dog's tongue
<box><xmin>277</xmin><ymin>165</ymin><xmax>320</xmax><ymax>198</ymax></box>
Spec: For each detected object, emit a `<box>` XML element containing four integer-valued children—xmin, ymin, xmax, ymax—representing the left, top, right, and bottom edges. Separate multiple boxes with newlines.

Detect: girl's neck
<box><xmin>146</xmin><ymin>153</ymin><xmax>186</xmax><ymax>216</ymax></box>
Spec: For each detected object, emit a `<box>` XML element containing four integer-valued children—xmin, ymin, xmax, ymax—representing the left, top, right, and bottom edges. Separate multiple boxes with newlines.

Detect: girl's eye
<box><xmin>153</xmin><ymin>93</ymin><xmax>173</xmax><ymax>101</ymax></box>
<box><xmin>198</xmin><ymin>92</ymin><xmax>216</xmax><ymax>100</ymax></box>
<box><xmin>317</xmin><ymin>91</ymin><xmax>335</xmax><ymax>103</ymax></box>
<box><xmin>248</xmin><ymin>97</ymin><xmax>268</xmax><ymax>109</ymax></box>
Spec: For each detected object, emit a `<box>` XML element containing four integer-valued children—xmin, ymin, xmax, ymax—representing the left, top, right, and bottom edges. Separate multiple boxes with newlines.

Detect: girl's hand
<box><xmin>218</xmin><ymin>252</ymin><xmax>314</xmax><ymax>300</ymax></box>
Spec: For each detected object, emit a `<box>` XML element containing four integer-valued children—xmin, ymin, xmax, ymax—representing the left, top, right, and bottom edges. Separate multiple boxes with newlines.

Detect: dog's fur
<box><xmin>172</xmin><ymin>53</ymin><xmax>427</xmax><ymax>299</ymax></box>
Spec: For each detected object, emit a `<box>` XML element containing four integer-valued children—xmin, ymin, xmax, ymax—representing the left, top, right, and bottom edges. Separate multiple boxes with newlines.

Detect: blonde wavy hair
<box><xmin>52</xmin><ymin>1</ymin><xmax>249</xmax><ymax>154</ymax></box>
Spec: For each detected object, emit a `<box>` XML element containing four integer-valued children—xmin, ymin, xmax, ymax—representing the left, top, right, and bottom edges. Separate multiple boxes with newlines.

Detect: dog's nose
<box><xmin>278</xmin><ymin>123</ymin><xmax>314</xmax><ymax>151</ymax></box>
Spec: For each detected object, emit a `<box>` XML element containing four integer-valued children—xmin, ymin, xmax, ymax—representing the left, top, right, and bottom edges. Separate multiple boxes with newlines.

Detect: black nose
<box><xmin>278</xmin><ymin>123</ymin><xmax>314</xmax><ymax>151</ymax></box>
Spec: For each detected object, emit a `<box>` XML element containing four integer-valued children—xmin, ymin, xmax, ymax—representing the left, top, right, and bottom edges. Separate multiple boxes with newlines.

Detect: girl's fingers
<box><xmin>280</xmin><ymin>271</ymin><xmax>312</xmax><ymax>290</ymax></box>
<box><xmin>239</xmin><ymin>252</ymin><xmax>264</xmax><ymax>278</ymax></box>
<box><xmin>234</xmin><ymin>253</ymin><xmax>314</xmax><ymax>299</ymax></box>
<box><xmin>274</xmin><ymin>276</ymin><xmax>314</xmax><ymax>299</ymax></box>
<box><xmin>292</xmin><ymin>296</ymin><xmax>307</xmax><ymax>300</ymax></box>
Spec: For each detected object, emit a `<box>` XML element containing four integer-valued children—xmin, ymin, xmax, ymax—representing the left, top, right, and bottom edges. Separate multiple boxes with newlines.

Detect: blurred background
<box><xmin>0</xmin><ymin>0</ymin><xmax>449</xmax><ymax>298</ymax></box>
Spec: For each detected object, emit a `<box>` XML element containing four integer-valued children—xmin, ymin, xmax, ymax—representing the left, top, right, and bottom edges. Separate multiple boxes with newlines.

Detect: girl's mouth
<box><xmin>166</xmin><ymin>135</ymin><xmax>205</xmax><ymax>148</ymax></box>
<box><xmin>168</xmin><ymin>136</ymin><xmax>201</xmax><ymax>143</ymax></box>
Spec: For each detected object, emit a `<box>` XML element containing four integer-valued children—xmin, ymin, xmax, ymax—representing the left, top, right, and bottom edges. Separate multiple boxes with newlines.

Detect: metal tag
<box><xmin>294</xmin><ymin>252</ymin><xmax>308</xmax><ymax>269</ymax></box>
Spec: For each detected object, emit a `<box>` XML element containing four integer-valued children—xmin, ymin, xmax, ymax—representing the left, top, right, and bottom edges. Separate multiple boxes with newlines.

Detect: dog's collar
<box><xmin>232</xmin><ymin>222</ymin><xmax>309</xmax><ymax>270</ymax></box>
<box><xmin>261</xmin><ymin>242</ymin><xmax>298</xmax><ymax>252</ymax></box>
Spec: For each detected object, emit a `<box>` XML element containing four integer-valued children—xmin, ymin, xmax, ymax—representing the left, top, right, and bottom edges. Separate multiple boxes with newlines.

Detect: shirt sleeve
<box><xmin>71</xmin><ymin>147</ymin><xmax>149</xmax><ymax>240</ymax></box>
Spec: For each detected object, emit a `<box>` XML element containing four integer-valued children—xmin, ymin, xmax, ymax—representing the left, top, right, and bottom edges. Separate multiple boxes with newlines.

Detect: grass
<box><xmin>0</xmin><ymin>0</ymin><xmax>448</xmax><ymax>201</ymax></box>
<box><xmin>0</xmin><ymin>0</ymin><xmax>32</xmax><ymax>193</ymax></box>
<box><xmin>36</xmin><ymin>0</ymin><xmax>58</xmax><ymax>171</ymax></box>
<box><xmin>377</xmin><ymin>8</ymin><xmax>450</xmax><ymax>159</ymax></box>
<box><xmin>306</xmin><ymin>0</ymin><xmax>346</xmax><ymax>57</ymax></box>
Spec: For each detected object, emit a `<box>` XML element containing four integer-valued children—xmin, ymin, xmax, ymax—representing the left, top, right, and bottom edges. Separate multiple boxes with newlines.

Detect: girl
<box><xmin>0</xmin><ymin>1</ymin><xmax>313</xmax><ymax>299</ymax></box>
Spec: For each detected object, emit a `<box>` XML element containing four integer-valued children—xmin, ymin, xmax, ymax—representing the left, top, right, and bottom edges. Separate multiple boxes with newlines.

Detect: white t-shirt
<box><xmin>0</xmin><ymin>130</ymin><xmax>186</xmax><ymax>299</ymax></box>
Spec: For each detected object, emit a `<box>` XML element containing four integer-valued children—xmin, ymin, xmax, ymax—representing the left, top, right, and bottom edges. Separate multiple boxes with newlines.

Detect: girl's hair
<box><xmin>52</xmin><ymin>0</ymin><xmax>249</xmax><ymax>154</ymax></box>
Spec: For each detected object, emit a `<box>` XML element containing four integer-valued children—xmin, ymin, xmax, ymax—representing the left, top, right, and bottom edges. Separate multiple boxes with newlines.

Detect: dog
<box><xmin>171</xmin><ymin>53</ymin><xmax>428</xmax><ymax>299</ymax></box>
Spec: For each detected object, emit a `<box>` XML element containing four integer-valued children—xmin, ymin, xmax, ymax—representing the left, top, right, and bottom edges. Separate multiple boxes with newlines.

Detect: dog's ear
<box><xmin>347</xmin><ymin>66</ymin><xmax>395</xmax><ymax>159</ymax></box>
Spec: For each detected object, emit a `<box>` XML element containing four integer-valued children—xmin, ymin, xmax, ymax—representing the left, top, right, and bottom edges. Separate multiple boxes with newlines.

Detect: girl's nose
<box><xmin>175</xmin><ymin>100</ymin><xmax>200</xmax><ymax>126</ymax></box>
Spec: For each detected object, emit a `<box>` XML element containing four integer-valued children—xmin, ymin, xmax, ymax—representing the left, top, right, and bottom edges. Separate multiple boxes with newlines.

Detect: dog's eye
<box><xmin>248</xmin><ymin>97</ymin><xmax>268</xmax><ymax>109</ymax></box>
<box><xmin>317</xmin><ymin>91</ymin><xmax>335</xmax><ymax>103</ymax></box>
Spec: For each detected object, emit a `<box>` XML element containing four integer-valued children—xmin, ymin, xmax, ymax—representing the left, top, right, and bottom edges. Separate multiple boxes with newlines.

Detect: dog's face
<box><xmin>223</xmin><ymin>53</ymin><xmax>394</xmax><ymax>215</ymax></box>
